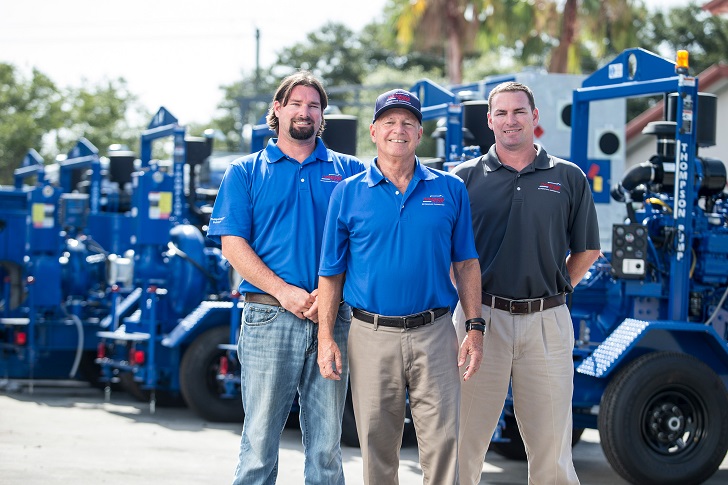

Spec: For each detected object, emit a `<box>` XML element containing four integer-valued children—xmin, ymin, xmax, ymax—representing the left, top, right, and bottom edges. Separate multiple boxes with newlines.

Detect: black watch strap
<box><xmin>465</xmin><ymin>317</ymin><xmax>486</xmax><ymax>333</ymax></box>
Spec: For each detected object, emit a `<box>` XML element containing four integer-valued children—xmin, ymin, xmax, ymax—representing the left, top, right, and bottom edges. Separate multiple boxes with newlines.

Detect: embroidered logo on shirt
<box><xmin>538</xmin><ymin>182</ymin><xmax>562</xmax><ymax>193</ymax></box>
<box><xmin>422</xmin><ymin>194</ymin><xmax>445</xmax><ymax>206</ymax></box>
<box><xmin>320</xmin><ymin>174</ymin><xmax>343</xmax><ymax>183</ymax></box>
<box><xmin>209</xmin><ymin>217</ymin><xmax>225</xmax><ymax>224</ymax></box>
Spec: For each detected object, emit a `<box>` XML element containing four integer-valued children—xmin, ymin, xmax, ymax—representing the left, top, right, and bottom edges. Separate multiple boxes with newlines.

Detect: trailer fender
<box><xmin>577</xmin><ymin>318</ymin><xmax>728</xmax><ymax>383</ymax></box>
<box><xmin>161</xmin><ymin>301</ymin><xmax>234</xmax><ymax>348</ymax></box>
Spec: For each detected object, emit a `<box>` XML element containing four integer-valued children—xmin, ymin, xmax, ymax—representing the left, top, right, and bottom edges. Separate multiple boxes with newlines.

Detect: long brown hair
<box><xmin>266</xmin><ymin>71</ymin><xmax>328</xmax><ymax>136</ymax></box>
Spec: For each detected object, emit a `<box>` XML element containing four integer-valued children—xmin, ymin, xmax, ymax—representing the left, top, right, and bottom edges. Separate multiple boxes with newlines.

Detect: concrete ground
<box><xmin>1</xmin><ymin>381</ymin><xmax>727</xmax><ymax>484</ymax></box>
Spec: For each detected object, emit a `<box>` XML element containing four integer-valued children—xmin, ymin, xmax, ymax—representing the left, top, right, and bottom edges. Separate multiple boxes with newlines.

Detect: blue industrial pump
<box><xmin>0</xmin><ymin>138</ymin><xmax>138</xmax><ymax>385</ymax></box>
<box><xmin>94</xmin><ymin>107</ymin><xmax>243</xmax><ymax>421</ymax></box>
<box><xmin>1</xmin><ymin>106</ymin><xmax>245</xmax><ymax>423</ymax></box>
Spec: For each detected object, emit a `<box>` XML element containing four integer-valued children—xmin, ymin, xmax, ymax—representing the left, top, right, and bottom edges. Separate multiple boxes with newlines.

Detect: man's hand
<box><xmin>317</xmin><ymin>337</ymin><xmax>343</xmax><ymax>380</ymax></box>
<box><xmin>458</xmin><ymin>331</ymin><xmax>484</xmax><ymax>381</ymax></box>
<box><xmin>278</xmin><ymin>285</ymin><xmax>316</xmax><ymax>321</ymax></box>
<box><xmin>302</xmin><ymin>288</ymin><xmax>319</xmax><ymax>323</ymax></box>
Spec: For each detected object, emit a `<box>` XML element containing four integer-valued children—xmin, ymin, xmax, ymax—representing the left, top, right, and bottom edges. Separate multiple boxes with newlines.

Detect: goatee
<box><xmin>290</xmin><ymin>122</ymin><xmax>315</xmax><ymax>140</ymax></box>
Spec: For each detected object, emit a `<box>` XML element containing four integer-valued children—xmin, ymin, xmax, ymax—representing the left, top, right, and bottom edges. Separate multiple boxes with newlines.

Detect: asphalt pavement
<box><xmin>1</xmin><ymin>381</ymin><xmax>727</xmax><ymax>484</ymax></box>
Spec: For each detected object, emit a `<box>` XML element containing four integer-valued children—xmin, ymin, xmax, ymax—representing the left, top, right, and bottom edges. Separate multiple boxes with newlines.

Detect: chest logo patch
<box><xmin>320</xmin><ymin>174</ymin><xmax>343</xmax><ymax>183</ymax></box>
<box><xmin>422</xmin><ymin>194</ymin><xmax>445</xmax><ymax>206</ymax></box>
<box><xmin>538</xmin><ymin>181</ymin><xmax>562</xmax><ymax>193</ymax></box>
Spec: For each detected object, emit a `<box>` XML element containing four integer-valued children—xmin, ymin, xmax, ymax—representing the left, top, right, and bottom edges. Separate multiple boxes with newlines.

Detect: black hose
<box><xmin>611</xmin><ymin>162</ymin><xmax>656</xmax><ymax>202</ymax></box>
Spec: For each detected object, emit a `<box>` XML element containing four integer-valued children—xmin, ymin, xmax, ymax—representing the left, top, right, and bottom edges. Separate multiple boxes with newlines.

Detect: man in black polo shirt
<box><xmin>451</xmin><ymin>81</ymin><xmax>601</xmax><ymax>485</ymax></box>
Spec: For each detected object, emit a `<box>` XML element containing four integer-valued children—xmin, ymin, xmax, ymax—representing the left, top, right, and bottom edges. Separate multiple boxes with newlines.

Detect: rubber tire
<box><xmin>179</xmin><ymin>325</ymin><xmax>243</xmax><ymax>422</ymax></box>
<box><xmin>490</xmin><ymin>413</ymin><xmax>585</xmax><ymax>461</ymax></box>
<box><xmin>340</xmin><ymin>385</ymin><xmax>418</xmax><ymax>448</ymax></box>
<box><xmin>598</xmin><ymin>351</ymin><xmax>728</xmax><ymax>485</ymax></box>
<box><xmin>78</xmin><ymin>351</ymin><xmax>111</xmax><ymax>390</ymax></box>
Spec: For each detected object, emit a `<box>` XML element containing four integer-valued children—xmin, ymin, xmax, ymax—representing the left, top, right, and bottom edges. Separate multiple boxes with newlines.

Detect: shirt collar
<box><xmin>264</xmin><ymin>137</ymin><xmax>333</xmax><ymax>165</ymax></box>
<box><xmin>482</xmin><ymin>143</ymin><xmax>553</xmax><ymax>172</ymax></box>
<box><xmin>364</xmin><ymin>156</ymin><xmax>436</xmax><ymax>188</ymax></box>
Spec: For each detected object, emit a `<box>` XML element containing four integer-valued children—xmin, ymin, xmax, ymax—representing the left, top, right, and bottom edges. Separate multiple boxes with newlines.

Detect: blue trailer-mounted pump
<box><xmin>0</xmin><ymin>138</ymin><xmax>139</xmax><ymax>386</ymax></box>
<box><xmin>1</xmin><ymin>105</ymin><xmax>242</xmax><ymax>422</ymax></box>
<box><xmin>490</xmin><ymin>48</ymin><xmax>728</xmax><ymax>485</ymax></box>
<box><xmin>94</xmin><ymin>107</ymin><xmax>243</xmax><ymax>421</ymax></box>
<box><xmin>571</xmin><ymin>49</ymin><xmax>728</xmax><ymax>485</ymax></box>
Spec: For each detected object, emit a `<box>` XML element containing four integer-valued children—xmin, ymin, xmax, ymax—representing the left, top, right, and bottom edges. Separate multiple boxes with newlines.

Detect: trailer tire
<box><xmin>598</xmin><ymin>351</ymin><xmax>728</xmax><ymax>485</ymax></box>
<box><xmin>489</xmin><ymin>413</ymin><xmax>584</xmax><ymax>461</ymax></box>
<box><xmin>179</xmin><ymin>326</ymin><xmax>243</xmax><ymax>423</ymax></box>
<box><xmin>78</xmin><ymin>351</ymin><xmax>121</xmax><ymax>391</ymax></box>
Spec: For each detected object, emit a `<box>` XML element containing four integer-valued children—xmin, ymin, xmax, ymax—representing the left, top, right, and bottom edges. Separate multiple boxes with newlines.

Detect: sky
<box><xmin>1</xmin><ymin>0</ymin><xmax>694</xmax><ymax>126</ymax></box>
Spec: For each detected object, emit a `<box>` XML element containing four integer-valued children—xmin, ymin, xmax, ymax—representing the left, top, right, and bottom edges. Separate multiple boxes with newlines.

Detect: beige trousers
<box><xmin>348</xmin><ymin>312</ymin><xmax>461</xmax><ymax>485</ymax></box>
<box><xmin>453</xmin><ymin>302</ymin><xmax>580</xmax><ymax>485</ymax></box>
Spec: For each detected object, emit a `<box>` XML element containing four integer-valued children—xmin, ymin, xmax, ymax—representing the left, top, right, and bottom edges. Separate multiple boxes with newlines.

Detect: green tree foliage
<box><xmin>546</xmin><ymin>0</ymin><xmax>649</xmax><ymax>73</ymax></box>
<box><xmin>275</xmin><ymin>22</ymin><xmax>368</xmax><ymax>86</ymax></box>
<box><xmin>0</xmin><ymin>64</ymin><xmax>63</xmax><ymax>184</ymax></box>
<box><xmin>643</xmin><ymin>3</ymin><xmax>728</xmax><ymax>75</ymax></box>
<box><xmin>383</xmin><ymin>0</ymin><xmax>650</xmax><ymax>79</ymax></box>
<box><xmin>0</xmin><ymin>64</ymin><xmax>150</xmax><ymax>185</ymax></box>
<box><xmin>59</xmin><ymin>78</ymin><xmax>147</xmax><ymax>157</ymax></box>
<box><xmin>358</xmin><ymin>22</ymin><xmax>446</xmax><ymax>77</ymax></box>
<box><xmin>212</xmin><ymin>69</ymin><xmax>282</xmax><ymax>154</ymax></box>
<box><xmin>390</xmin><ymin>0</ymin><xmax>481</xmax><ymax>83</ymax></box>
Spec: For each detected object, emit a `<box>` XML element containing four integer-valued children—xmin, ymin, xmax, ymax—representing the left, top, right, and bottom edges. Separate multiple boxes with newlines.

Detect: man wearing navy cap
<box><xmin>316</xmin><ymin>88</ymin><xmax>484</xmax><ymax>484</ymax></box>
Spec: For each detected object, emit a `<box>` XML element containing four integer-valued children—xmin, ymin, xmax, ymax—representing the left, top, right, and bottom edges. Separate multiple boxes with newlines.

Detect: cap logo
<box><xmin>373</xmin><ymin>88</ymin><xmax>422</xmax><ymax>122</ymax></box>
<box><xmin>390</xmin><ymin>93</ymin><xmax>411</xmax><ymax>102</ymax></box>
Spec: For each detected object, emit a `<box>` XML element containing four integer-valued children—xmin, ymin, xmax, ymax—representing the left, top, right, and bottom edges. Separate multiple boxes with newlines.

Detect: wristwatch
<box><xmin>465</xmin><ymin>317</ymin><xmax>486</xmax><ymax>333</ymax></box>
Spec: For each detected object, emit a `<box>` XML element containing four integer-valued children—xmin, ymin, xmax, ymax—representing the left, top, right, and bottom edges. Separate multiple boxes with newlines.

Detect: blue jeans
<box><xmin>232</xmin><ymin>302</ymin><xmax>351</xmax><ymax>485</ymax></box>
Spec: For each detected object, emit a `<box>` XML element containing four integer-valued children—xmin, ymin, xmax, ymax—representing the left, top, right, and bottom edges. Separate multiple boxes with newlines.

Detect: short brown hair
<box><xmin>487</xmin><ymin>81</ymin><xmax>536</xmax><ymax>112</ymax></box>
<box><xmin>266</xmin><ymin>71</ymin><xmax>328</xmax><ymax>136</ymax></box>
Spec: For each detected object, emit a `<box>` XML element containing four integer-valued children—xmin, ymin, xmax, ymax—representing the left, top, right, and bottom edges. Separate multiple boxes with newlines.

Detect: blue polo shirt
<box><xmin>207</xmin><ymin>138</ymin><xmax>365</xmax><ymax>294</ymax></box>
<box><xmin>319</xmin><ymin>157</ymin><xmax>477</xmax><ymax>316</ymax></box>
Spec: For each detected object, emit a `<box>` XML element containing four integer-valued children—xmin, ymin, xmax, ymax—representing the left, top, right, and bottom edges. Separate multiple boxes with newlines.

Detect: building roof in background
<box><xmin>703</xmin><ymin>0</ymin><xmax>728</xmax><ymax>15</ymax></box>
<box><xmin>625</xmin><ymin>63</ymin><xmax>728</xmax><ymax>142</ymax></box>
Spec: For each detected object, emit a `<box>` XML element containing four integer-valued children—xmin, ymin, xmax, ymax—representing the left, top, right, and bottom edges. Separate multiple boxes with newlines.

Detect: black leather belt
<box><xmin>244</xmin><ymin>293</ymin><xmax>345</xmax><ymax>309</ymax></box>
<box><xmin>482</xmin><ymin>292</ymin><xmax>565</xmax><ymax>315</ymax></box>
<box><xmin>244</xmin><ymin>293</ymin><xmax>282</xmax><ymax>307</ymax></box>
<box><xmin>352</xmin><ymin>307</ymin><xmax>449</xmax><ymax>329</ymax></box>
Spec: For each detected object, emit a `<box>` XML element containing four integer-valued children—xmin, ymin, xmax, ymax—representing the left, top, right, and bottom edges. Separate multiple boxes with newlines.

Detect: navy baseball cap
<box><xmin>372</xmin><ymin>89</ymin><xmax>422</xmax><ymax>123</ymax></box>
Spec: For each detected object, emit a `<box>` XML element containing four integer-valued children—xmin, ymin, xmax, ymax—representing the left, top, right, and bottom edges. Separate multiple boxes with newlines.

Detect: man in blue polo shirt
<box><xmin>207</xmin><ymin>71</ymin><xmax>365</xmax><ymax>485</ymax></box>
<box><xmin>316</xmin><ymin>89</ymin><xmax>484</xmax><ymax>485</ymax></box>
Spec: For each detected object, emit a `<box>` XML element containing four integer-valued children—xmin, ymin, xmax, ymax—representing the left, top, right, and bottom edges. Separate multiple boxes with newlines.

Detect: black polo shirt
<box><xmin>452</xmin><ymin>144</ymin><xmax>600</xmax><ymax>300</ymax></box>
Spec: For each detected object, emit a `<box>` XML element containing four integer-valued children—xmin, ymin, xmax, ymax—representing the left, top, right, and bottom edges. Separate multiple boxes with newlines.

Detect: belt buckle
<box><xmin>510</xmin><ymin>299</ymin><xmax>529</xmax><ymax>315</ymax></box>
<box><xmin>509</xmin><ymin>299</ymin><xmax>521</xmax><ymax>315</ymax></box>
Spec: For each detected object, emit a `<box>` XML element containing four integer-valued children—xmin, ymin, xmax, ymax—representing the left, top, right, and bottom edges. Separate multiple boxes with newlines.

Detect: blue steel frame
<box><xmin>570</xmin><ymin>48</ymin><xmax>699</xmax><ymax>320</ymax></box>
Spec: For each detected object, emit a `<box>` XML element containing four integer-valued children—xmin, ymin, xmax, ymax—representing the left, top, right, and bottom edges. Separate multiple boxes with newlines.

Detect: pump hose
<box><xmin>61</xmin><ymin>303</ymin><xmax>84</xmax><ymax>378</ymax></box>
<box><xmin>166</xmin><ymin>241</ymin><xmax>217</xmax><ymax>282</ymax></box>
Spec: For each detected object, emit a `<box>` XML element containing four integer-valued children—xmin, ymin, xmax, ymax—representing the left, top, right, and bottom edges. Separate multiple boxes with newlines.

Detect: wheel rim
<box><xmin>641</xmin><ymin>386</ymin><xmax>706</xmax><ymax>457</ymax></box>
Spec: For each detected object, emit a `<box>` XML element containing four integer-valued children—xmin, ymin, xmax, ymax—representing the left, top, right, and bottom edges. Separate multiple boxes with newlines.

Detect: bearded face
<box><xmin>289</xmin><ymin>116</ymin><xmax>316</xmax><ymax>140</ymax></box>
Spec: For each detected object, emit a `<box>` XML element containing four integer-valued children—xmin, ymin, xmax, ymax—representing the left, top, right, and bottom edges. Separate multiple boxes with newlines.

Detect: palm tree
<box><xmin>549</xmin><ymin>0</ymin><xmax>648</xmax><ymax>73</ymax></box>
<box><xmin>393</xmin><ymin>0</ymin><xmax>481</xmax><ymax>84</ymax></box>
<box><xmin>389</xmin><ymin>0</ymin><xmax>647</xmax><ymax>80</ymax></box>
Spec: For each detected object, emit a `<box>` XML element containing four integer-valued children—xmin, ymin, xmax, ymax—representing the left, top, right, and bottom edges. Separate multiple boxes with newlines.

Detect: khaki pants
<box><xmin>349</xmin><ymin>312</ymin><xmax>461</xmax><ymax>485</ymax></box>
<box><xmin>453</xmin><ymin>302</ymin><xmax>580</xmax><ymax>485</ymax></box>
